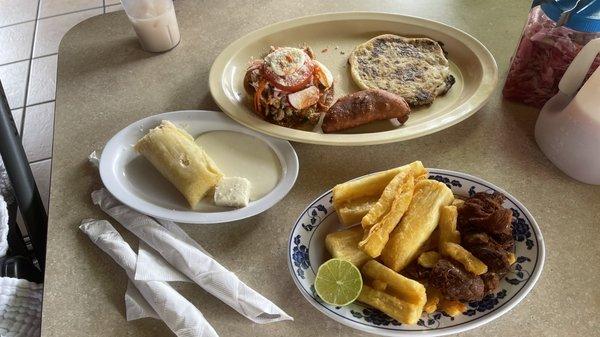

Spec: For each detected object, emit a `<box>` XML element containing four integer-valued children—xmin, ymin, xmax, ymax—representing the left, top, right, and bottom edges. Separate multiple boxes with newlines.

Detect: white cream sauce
<box><xmin>195</xmin><ymin>131</ymin><xmax>281</xmax><ymax>201</ymax></box>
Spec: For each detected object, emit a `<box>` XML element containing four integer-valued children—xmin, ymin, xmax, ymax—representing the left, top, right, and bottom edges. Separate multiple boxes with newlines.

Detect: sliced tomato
<box><xmin>263</xmin><ymin>60</ymin><xmax>314</xmax><ymax>92</ymax></box>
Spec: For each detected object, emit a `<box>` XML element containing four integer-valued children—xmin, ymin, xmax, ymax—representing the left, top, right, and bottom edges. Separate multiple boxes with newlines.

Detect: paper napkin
<box><xmin>91</xmin><ymin>188</ymin><xmax>293</xmax><ymax>324</ymax></box>
<box><xmin>80</xmin><ymin>219</ymin><xmax>219</xmax><ymax>337</ymax></box>
<box><xmin>135</xmin><ymin>241</ymin><xmax>190</xmax><ymax>282</ymax></box>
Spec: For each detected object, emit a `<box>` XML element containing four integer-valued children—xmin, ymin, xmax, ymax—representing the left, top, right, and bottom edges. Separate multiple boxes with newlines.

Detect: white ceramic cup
<box><xmin>120</xmin><ymin>0</ymin><xmax>181</xmax><ymax>52</ymax></box>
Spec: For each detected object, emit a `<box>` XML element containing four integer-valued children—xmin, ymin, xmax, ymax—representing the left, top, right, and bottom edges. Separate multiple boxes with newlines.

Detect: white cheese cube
<box><xmin>214</xmin><ymin>177</ymin><xmax>251</xmax><ymax>207</ymax></box>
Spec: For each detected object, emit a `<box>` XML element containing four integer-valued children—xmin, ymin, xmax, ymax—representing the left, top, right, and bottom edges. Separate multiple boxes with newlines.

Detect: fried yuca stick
<box><xmin>372</xmin><ymin>279</ymin><xmax>388</xmax><ymax>291</ymax></box>
<box><xmin>324</xmin><ymin>226</ymin><xmax>371</xmax><ymax>268</ymax></box>
<box><xmin>452</xmin><ymin>198</ymin><xmax>465</xmax><ymax>208</ymax></box>
<box><xmin>381</xmin><ymin>180</ymin><xmax>454</xmax><ymax>272</ymax></box>
<box><xmin>361</xmin><ymin>260</ymin><xmax>426</xmax><ymax>307</ymax></box>
<box><xmin>332</xmin><ymin>161</ymin><xmax>427</xmax><ymax>225</ymax></box>
<box><xmin>417</xmin><ymin>251</ymin><xmax>441</xmax><ymax>268</ymax></box>
<box><xmin>359</xmin><ymin>173</ymin><xmax>415</xmax><ymax>257</ymax></box>
<box><xmin>361</xmin><ymin>172</ymin><xmax>403</xmax><ymax>229</ymax></box>
<box><xmin>438</xmin><ymin>205</ymin><xmax>461</xmax><ymax>249</ymax></box>
<box><xmin>439</xmin><ymin>299</ymin><xmax>466</xmax><ymax>317</ymax></box>
<box><xmin>415</xmin><ymin>173</ymin><xmax>428</xmax><ymax>181</ymax></box>
<box><xmin>415</xmin><ymin>227</ymin><xmax>439</xmax><ymax>257</ymax></box>
<box><xmin>337</xmin><ymin>197</ymin><xmax>378</xmax><ymax>226</ymax></box>
<box><xmin>423</xmin><ymin>287</ymin><xmax>441</xmax><ymax>314</ymax></box>
<box><xmin>507</xmin><ymin>252</ymin><xmax>516</xmax><ymax>265</ymax></box>
<box><xmin>358</xmin><ymin>285</ymin><xmax>423</xmax><ymax>325</ymax></box>
<box><xmin>441</xmin><ymin>242</ymin><xmax>488</xmax><ymax>275</ymax></box>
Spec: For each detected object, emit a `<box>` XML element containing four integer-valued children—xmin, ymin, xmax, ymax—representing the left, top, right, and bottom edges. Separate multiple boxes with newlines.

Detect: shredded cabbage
<box><xmin>503</xmin><ymin>6</ymin><xmax>600</xmax><ymax>108</ymax></box>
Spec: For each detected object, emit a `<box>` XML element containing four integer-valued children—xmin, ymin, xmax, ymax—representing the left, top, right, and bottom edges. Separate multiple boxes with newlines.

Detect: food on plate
<box><xmin>458</xmin><ymin>192</ymin><xmax>515</xmax><ymax>295</ymax></box>
<box><xmin>194</xmin><ymin>130</ymin><xmax>281</xmax><ymax>201</ymax></box>
<box><xmin>458</xmin><ymin>192</ymin><xmax>514</xmax><ymax>250</ymax></box>
<box><xmin>318</xmin><ymin>162</ymin><xmax>520</xmax><ymax>324</ymax></box>
<box><xmin>325</xmin><ymin>226</ymin><xmax>371</xmax><ymax>268</ymax></box>
<box><xmin>349</xmin><ymin>34</ymin><xmax>455</xmax><ymax>106</ymax></box>
<box><xmin>358</xmin><ymin>172</ymin><xmax>414</xmax><ymax>258</ymax></box>
<box><xmin>438</xmin><ymin>299</ymin><xmax>467</xmax><ymax>317</ymax></box>
<box><xmin>372</xmin><ymin>279</ymin><xmax>387</xmax><ymax>291</ymax></box>
<box><xmin>358</xmin><ymin>285</ymin><xmax>423</xmax><ymax>325</ymax></box>
<box><xmin>336</xmin><ymin>198</ymin><xmax>378</xmax><ymax>227</ymax></box>
<box><xmin>361</xmin><ymin>171</ymin><xmax>409</xmax><ymax>229</ymax></box>
<box><xmin>507</xmin><ymin>252</ymin><xmax>516</xmax><ymax>265</ymax></box>
<box><xmin>452</xmin><ymin>198</ymin><xmax>465</xmax><ymax>208</ymax></box>
<box><xmin>321</xmin><ymin>89</ymin><xmax>411</xmax><ymax>133</ymax></box>
<box><xmin>362</xmin><ymin>260</ymin><xmax>426</xmax><ymax>307</ymax></box>
<box><xmin>441</xmin><ymin>242</ymin><xmax>488</xmax><ymax>276</ymax></box>
<box><xmin>360</xmin><ymin>261</ymin><xmax>425</xmax><ymax>324</ymax></box>
<box><xmin>244</xmin><ymin>46</ymin><xmax>334</xmax><ymax>127</ymax></box>
<box><xmin>438</xmin><ymin>205</ymin><xmax>461</xmax><ymax>248</ymax></box>
<box><xmin>314</xmin><ymin>258</ymin><xmax>363</xmax><ymax>306</ymax></box>
<box><xmin>214</xmin><ymin>177</ymin><xmax>251</xmax><ymax>207</ymax></box>
<box><xmin>135</xmin><ymin>120</ymin><xmax>223</xmax><ymax>208</ymax></box>
<box><xmin>332</xmin><ymin>161</ymin><xmax>426</xmax><ymax>226</ymax></box>
<box><xmin>380</xmin><ymin>179</ymin><xmax>454</xmax><ymax>272</ymax></box>
<box><xmin>428</xmin><ymin>258</ymin><xmax>485</xmax><ymax>302</ymax></box>
<box><xmin>423</xmin><ymin>287</ymin><xmax>441</xmax><ymax>314</ymax></box>
<box><xmin>337</xmin><ymin>196</ymin><xmax>377</xmax><ymax>226</ymax></box>
<box><xmin>417</xmin><ymin>251</ymin><xmax>441</xmax><ymax>268</ymax></box>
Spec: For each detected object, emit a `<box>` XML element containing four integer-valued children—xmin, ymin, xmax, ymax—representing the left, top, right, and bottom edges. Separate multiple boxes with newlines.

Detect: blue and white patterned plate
<box><xmin>287</xmin><ymin>169</ymin><xmax>545</xmax><ymax>336</ymax></box>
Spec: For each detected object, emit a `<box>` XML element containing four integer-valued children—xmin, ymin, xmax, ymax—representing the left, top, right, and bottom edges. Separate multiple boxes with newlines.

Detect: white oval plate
<box><xmin>209</xmin><ymin>12</ymin><xmax>498</xmax><ymax>146</ymax></box>
<box><xmin>287</xmin><ymin>169</ymin><xmax>545</xmax><ymax>336</ymax></box>
<box><xmin>100</xmin><ymin>110</ymin><xmax>298</xmax><ymax>224</ymax></box>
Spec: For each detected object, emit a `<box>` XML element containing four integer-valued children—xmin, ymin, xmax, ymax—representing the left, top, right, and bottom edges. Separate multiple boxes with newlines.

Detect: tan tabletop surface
<box><xmin>42</xmin><ymin>0</ymin><xmax>600</xmax><ymax>336</ymax></box>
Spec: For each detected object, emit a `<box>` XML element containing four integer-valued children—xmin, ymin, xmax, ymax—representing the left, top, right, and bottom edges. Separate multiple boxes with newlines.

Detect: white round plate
<box><xmin>209</xmin><ymin>12</ymin><xmax>498</xmax><ymax>146</ymax></box>
<box><xmin>287</xmin><ymin>169</ymin><xmax>545</xmax><ymax>336</ymax></box>
<box><xmin>100</xmin><ymin>110</ymin><xmax>298</xmax><ymax>224</ymax></box>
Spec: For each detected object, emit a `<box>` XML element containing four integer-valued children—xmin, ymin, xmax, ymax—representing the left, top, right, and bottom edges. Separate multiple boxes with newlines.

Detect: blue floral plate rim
<box><xmin>286</xmin><ymin>168</ymin><xmax>546</xmax><ymax>336</ymax></box>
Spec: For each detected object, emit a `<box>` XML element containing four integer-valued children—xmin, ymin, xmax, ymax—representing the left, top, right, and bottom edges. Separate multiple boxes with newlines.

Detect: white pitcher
<box><xmin>535</xmin><ymin>38</ymin><xmax>600</xmax><ymax>185</ymax></box>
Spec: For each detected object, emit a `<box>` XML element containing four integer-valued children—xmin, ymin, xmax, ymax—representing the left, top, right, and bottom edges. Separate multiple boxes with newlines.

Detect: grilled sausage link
<box><xmin>321</xmin><ymin>89</ymin><xmax>410</xmax><ymax>133</ymax></box>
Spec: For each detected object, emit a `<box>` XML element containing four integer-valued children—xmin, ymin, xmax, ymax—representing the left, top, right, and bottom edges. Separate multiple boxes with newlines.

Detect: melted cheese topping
<box><xmin>264</xmin><ymin>47</ymin><xmax>307</xmax><ymax>77</ymax></box>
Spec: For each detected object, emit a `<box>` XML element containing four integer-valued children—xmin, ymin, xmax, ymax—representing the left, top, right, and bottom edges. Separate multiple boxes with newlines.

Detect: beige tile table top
<box><xmin>42</xmin><ymin>1</ymin><xmax>600</xmax><ymax>336</ymax></box>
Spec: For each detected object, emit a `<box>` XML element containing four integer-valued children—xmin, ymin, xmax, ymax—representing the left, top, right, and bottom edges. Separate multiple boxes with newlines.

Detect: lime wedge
<box><xmin>314</xmin><ymin>258</ymin><xmax>363</xmax><ymax>306</ymax></box>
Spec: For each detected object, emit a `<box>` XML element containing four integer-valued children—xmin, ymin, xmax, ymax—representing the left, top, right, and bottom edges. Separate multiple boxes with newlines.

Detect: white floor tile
<box><xmin>22</xmin><ymin>101</ymin><xmax>55</xmax><ymax>162</ymax></box>
<box><xmin>0</xmin><ymin>60</ymin><xmax>29</xmax><ymax>109</ymax></box>
<box><xmin>0</xmin><ymin>22</ymin><xmax>35</xmax><ymax>65</ymax></box>
<box><xmin>33</xmin><ymin>8</ymin><xmax>102</xmax><ymax>57</ymax></box>
<box><xmin>11</xmin><ymin>108</ymin><xmax>23</xmax><ymax>134</ymax></box>
<box><xmin>39</xmin><ymin>0</ymin><xmax>102</xmax><ymax>18</ymax></box>
<box><xmin>105</xmin><ymin>4</ymin><xmax>123</xmax><ymax>13</ymax></box>
<box><xmin>27</xmin><ymin>55</ymin><xmax>57</xmax><ymax>105</ymax></box>
<box><xmin>105</xmin><ymin>0</ymin><xmax>121</xmax><ymax>5</ymax></box>
<box><xmin>30</xmin><ymin>159</ymin><xmax>51</xmax><ymax>211</ymax></box>
<box><xmin>0</xmin><ymin>0</ymin><xmax>39</xmax><ymax>27</ymax></box>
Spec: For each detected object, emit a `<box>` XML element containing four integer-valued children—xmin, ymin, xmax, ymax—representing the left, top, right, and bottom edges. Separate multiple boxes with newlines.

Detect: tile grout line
<box><xmin>103</xmin><ymin>0</ymin><xmax>107</xmax><ymax>14</ymax></box>
<box><xmin>37</xmin><ymin>5</ymin><xmax>105</xmax><ymax>21</ymax></box>
<box><xmin>19</xmin><ymin>0</ymin><xmax>42</xmax><ymax>137</ymax></box>
<box><xmin>0</xmin><ymin>53</ymin><xmax>58</xmax><ymax>68</ymax></box>
<box><xmin>8</xmin><ymin>99</ymin><xmax>56</xmax><ymax>112</ymax></box>
<box><xmin>0</xmin><ymin>5</ymin><xmax>105</xmax><ymax>30</ymax></box>
<box><xmin>29</xmin><ymin>157</ymin><xmax>52</xmax><ymax>165</ymax></box>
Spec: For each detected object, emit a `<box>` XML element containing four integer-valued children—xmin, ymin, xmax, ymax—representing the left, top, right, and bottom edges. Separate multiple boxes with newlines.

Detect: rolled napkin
<box><xmin>79</xmin><ymin>219</ymin><xmax>219</xmax><ymax>337</ymax></box>
<box><xmin>135</xmin><ymin>241</ymin><xmax>190</xmax><ymax>282</ymax></box>
<box><xmin>91</xmin><ymin>188</ymin><xmax>293</xmax><ymax>324</ymax></box>
<box><xmin>124</xmin><ymin>281</ymin><xmax>159</xmax><ymax>321</ymax></box>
